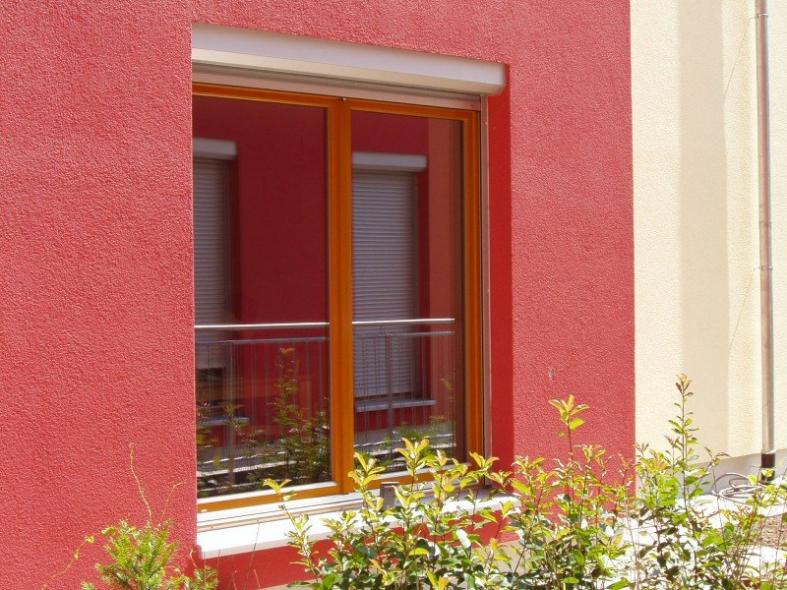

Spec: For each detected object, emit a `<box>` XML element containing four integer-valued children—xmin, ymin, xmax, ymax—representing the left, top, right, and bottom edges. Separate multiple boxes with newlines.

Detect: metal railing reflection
<box><xmin>195</xmin><ymin>318</ymin><xmax>457</xmax><ymax>497</ymax></box>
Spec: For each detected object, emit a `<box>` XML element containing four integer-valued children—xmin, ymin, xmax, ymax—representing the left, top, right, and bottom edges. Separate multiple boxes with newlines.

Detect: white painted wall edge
<box><xmin>192</xmin><ymin>24</ymin><xmax>506</xmax><ymax>95</ymax></box>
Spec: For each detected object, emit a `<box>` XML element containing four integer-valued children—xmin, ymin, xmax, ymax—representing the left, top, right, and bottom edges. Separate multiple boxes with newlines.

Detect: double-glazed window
<box><xmin>193</xmin><ymin>83</ymin><xmax>481</xmax><ymax>509</ymax></box>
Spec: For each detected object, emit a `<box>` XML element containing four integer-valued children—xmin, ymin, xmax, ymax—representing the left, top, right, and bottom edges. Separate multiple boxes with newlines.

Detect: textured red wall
<box><xmin>0</xmin><ymin>3</ymin><xmax>196</xmax><ymax>590</ymax></box>
<box><xmin>0</xmin><ymin>1</ymin><xmax>632</xmax><ymax>588</ymax></box>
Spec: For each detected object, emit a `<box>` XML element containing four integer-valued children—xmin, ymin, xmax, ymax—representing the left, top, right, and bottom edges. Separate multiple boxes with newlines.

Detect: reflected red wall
<box><xmin>192</xmin><ymin>96</ymin><xmax>328</xmax><ymax>325</ymax></box>
<box><xmin>192</xmin><ymin>100</ymin><xmax>445</xmax><ymax>325</ymax></box>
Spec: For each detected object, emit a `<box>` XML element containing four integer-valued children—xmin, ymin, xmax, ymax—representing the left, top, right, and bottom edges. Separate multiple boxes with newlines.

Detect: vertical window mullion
<box><xmin>328</xmin><ymin>99</ymin><xmax>356</xmax><ymax>492</ymax></box>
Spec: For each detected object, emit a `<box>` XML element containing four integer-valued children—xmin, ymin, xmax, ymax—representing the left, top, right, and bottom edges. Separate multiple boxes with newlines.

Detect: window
<box><xmin>193</xmin><ymin>83</ymin><xmax>481</xmax><ymax>510</ymax></box>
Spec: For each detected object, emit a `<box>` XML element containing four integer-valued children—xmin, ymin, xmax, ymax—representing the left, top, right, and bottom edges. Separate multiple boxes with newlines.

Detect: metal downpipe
<box><xmin>756</xmin><ymin>0</ymin><xmax>775</xmax><ymax>472</ymax></box>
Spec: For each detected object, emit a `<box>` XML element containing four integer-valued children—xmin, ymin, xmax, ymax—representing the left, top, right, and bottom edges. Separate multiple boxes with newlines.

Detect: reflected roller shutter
<box><xmin>352</xmin><ymin>170</ymin><xmax>417</xmax><ymax>396</ymax></box>
<box><xmin>194</xmin><ymin>156</ymin><xmax>229</xmax><ymax>367</ymax></box>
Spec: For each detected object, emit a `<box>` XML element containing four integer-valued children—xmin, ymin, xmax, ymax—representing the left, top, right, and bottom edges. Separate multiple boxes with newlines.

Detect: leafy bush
<box><xmin>628</xmin><ymin>375</ymin><xmax>787</xmax><ymax>589</ymax></box>
<box><xmin>80</xmin><ymin>521</ymin><xmax>217</xmax><ymax>590</ymax></box>
<box><xmin>271</xmin><ymin>376</ymin><xmax>787</xmax><ymax>589</ymax></box>
<box><xmin>47</xmin><ymin>446</ymin><xmax>218</xmax><ymax>590</ymax></box>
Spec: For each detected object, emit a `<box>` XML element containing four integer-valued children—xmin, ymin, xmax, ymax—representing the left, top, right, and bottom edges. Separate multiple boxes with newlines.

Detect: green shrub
<box><xmin>628</xmin><ymin>375</ymin><xmax>787</xmax><ymax>589</ymax></box>
<box><xmin>46</xmin><ymin>446</ymin><xmax>218</xmax><ymax>590</ymax></box>
<box><xmin>80</xmin><ymin>520</ymin><xmax>217</xmax><ymax>590</ymax></box>
<box><xmin>270</xmin><ymin>376</ymin><xmax>787</xmax><ymax>589</ymax></box>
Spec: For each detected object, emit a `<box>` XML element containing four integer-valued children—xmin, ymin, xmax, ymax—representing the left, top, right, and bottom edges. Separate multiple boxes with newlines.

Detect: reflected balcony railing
<box><xmin>195</xmin><ymin>318</ymin><xmax>458</xmax><ymax>498</ymax></box>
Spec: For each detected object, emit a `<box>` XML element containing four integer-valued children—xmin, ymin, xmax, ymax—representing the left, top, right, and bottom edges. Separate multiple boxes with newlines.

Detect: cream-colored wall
<box><xmin>632</xmin><ymin>0</ymin><xmax>787</xmax><ymax>465</ymax></box>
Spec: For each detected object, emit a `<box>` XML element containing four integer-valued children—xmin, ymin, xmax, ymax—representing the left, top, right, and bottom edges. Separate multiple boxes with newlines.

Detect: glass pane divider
<box><xmin>329</xmin><ymin>98</ymin><xmax>356</xmax><ymax>494</ymax></box>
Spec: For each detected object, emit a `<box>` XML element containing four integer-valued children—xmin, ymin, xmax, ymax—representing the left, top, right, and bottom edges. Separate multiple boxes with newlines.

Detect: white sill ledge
<box><xmin>197</xmin><ymin>491</ymin><xmax>516</xmax><ymax>559</ymax></box>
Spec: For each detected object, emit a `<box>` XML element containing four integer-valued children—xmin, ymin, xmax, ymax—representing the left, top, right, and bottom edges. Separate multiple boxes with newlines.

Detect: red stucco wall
<box><xmin>0</xmin><ymin>1</ymin><xmax>632</xmax><ymax>588</ymax></box>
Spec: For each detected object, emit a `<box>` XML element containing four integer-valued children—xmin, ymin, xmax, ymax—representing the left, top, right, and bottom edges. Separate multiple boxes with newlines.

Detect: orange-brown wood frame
<box><xmin>192</xmin><ymin>83</ymin><xmax>483</xmax><ymax>512</ymax></box>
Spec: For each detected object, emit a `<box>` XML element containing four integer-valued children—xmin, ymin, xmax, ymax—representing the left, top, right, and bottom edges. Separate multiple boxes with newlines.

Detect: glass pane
<box><xmin>351</xmin><ymin>111</ymin><xmax>465</xmax><ymax>472</ymax></box>
<box><xmin>193</xmin><ymin>95</ymin><xmax>330</xmax><ymax>498</ymax></box>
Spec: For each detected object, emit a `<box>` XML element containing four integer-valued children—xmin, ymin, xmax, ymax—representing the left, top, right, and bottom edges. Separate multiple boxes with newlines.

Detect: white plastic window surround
<box><xmin>192</xmin><ymin>24</ymin><xmax>505</xmax><ymax>99</ymax></box>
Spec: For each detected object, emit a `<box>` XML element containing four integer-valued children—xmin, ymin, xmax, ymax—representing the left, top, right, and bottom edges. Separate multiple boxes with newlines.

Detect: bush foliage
<box><xmin>271</xmin><ymin>375</ymin><xmax>787</xmax><ymax>589</ymax></box>
<box><xmin>80</xmin><ymin>521</ymin><xmax>217</xmax><ymax>590</ymax></box>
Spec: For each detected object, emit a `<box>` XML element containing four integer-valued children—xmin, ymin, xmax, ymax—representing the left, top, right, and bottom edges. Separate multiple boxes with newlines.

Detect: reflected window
<box><xmin>351</xmin><ymin>113</ymin><xmax>466</xmax><ymax>471</ymax></box>
<box><xmin>193</xmin><ymin>96</ymin><xmax>330</xmax><ymax>498</ymax></box>
<box><xmin>193</xmin><ymin>86</ymin><xmax>481</xmax><ymax>506</ymax></box>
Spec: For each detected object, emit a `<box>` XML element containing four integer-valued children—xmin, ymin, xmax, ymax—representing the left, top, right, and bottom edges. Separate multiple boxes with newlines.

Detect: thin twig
<box><xmin>129</xmin><ymin>443</ymin><xmax>153</xmax><ymax>522</ymax></box>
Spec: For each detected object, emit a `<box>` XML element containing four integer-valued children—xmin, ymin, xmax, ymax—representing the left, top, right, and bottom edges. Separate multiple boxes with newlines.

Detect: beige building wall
<box><xmin>631</xmin><ymin>0</ymin><xmax>787</xmax><ymax>468</ymax></box>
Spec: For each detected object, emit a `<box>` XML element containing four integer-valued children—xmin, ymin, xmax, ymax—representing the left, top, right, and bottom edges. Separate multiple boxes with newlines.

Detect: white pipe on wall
<box><xmin>756</xmin><ymin>0</ymin><xmax>776</xmax><ymax>472</ymax></box>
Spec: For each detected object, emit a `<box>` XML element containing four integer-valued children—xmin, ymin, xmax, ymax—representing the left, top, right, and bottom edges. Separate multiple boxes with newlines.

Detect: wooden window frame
<box><xmin>193</xmin><ymin>82</ymin><xmax>482</xmax><ymax>512</ymax></box>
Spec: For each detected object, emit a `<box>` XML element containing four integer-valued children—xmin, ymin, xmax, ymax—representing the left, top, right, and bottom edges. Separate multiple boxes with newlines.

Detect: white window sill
<box><xmin>198</xmin><ymin>507</ymin><xmax>342</xmax><ymax>558</ymax></box>
<box><xmin>197</xmin><ymin>491</ymin><xmax>516</xmax><ymax>559</ymax></box>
